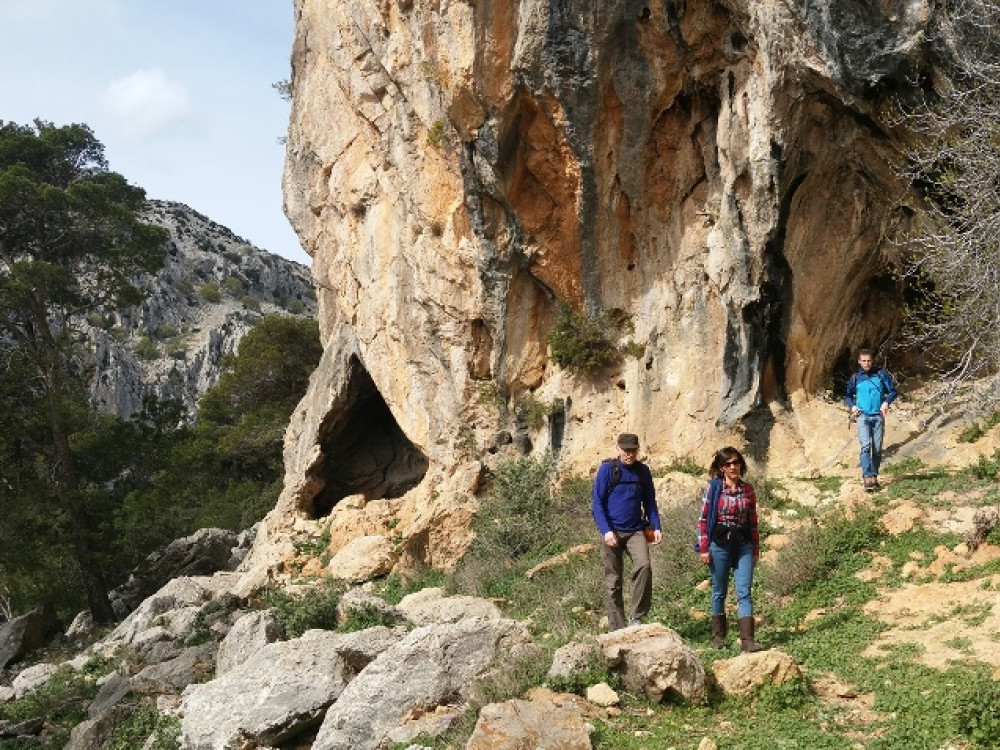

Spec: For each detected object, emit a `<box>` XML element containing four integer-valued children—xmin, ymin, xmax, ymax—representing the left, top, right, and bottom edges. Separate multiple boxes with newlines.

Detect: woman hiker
<box><xmin>695</xmin><ymin>446</ymin><xmax>763</xmax><ymax>652</ymax></box>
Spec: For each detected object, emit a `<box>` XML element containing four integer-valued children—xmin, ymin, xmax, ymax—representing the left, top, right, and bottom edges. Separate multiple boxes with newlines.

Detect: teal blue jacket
<box><xmin>845</xmin><ymin>368</ymin><xmax>897</xmax><ymax>415</ymax></box>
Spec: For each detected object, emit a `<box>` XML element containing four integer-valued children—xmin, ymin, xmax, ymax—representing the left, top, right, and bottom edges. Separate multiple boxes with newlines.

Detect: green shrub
<box><xmin>547</xmin><ymin>304</ymin><xmax>623</xmax><ymax>375</ymax></box>
<box><xmin>0</xmin><ymin>665</ymin><xmax>97</xmax><ymax>733</ymax></box>
<box><xmin>105</xmin><ymin>704</ymin><xmax>181</xmax><ymax>750</ymax></box>
<box><xmin>451</xmin><ymin>458</ymin><xmax>602</xmax><ymax>639</ymax></box>
<box><xmin>375</xmin><ymin>565</ymin><xmax>447</xmax><ymax>605</ymax></box>
<box><xmin>199</xmin><ymin>282</ymin><xmax>221</xmax><ymax>303</ymax></box>
<box><xmin>426</xmin><ymin>118</ymin><xmax>449</xmax><ymax>149</ymax></box>
<box><xmin>661</xmin><ymin>456</ymin><xmax>705</xmax><ymax>477</ymax></box>
<box><xmin>956</xmin><ymin>674</ymin><xmax>1000</xmax><ymax>746</ymax></box>
<box><xmin>515</xmin><ymin>393</ymin><xmax>551</xmax><ymax>431</ymax></box>
<box><xmin>881</xmin><ymin>456</ymin><xmax>926</xmax><ymax>476</ymax></box>
<box><xmin>262</xmin><ymin>577</ymin><xmax>346</xmax><ymax>637</ymax></box>
<box><xmin>338</xmin><ymin>602</ymin><xmax>402</xmax><ymax>633</ymax></box>
<box><xmin>155</xmin><ymin>324</ymin><xmax>178</xmax><ymax>340</ymax></box>
<box><xmin>958</xmin><ymin>410</ymin><xmax>1000</xmax><ymax>443</ymax></box>
<box><xmin>240</xmin><ymin>295</ymin><xmax>261</xmax><ymax>312</ymax></box>
<box><xmin>286</xmin><ymin>298</ymin><xmax>306</xmax><ymax>315</ymax></box>
<box><xmin>222</xmin><ymin>276</ymin><xmax>245</xmax><ymax>297</ymax></box>
<box><xmin>135</xmin><ymin>335</ymin><xmax>160</xmax><ymax>360</ymax></box>
<box><xmin>969</xmin><ymin>449</ymin><xmax>1000</xmax><ymax>481</ymax></box>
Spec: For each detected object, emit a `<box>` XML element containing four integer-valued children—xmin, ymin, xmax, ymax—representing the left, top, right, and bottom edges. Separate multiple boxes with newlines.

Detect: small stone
<box><xmin>586</xmin><ymin>682</ymin><xmax>619</xmax><ymax>707</ymax></box>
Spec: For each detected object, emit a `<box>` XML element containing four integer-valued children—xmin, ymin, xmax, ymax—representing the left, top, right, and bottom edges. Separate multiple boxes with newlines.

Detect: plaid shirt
<box><xmin>696</xmin><ymin>480</ymin><xmax>759</xmax><ymax>556</ymax></box>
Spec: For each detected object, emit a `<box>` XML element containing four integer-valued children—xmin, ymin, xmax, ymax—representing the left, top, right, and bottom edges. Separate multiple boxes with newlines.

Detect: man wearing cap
<box><xmin>592</xmin><ymin>433</ymin><xmax>662</xmax><ymax>630</ymax></box>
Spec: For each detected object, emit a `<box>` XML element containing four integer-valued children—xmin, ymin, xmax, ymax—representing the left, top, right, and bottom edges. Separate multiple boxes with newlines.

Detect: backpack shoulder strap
<box><xmin>600</xmin><ymin>458</ymin><xmax>620</xmax><ymax>504</ymax></box>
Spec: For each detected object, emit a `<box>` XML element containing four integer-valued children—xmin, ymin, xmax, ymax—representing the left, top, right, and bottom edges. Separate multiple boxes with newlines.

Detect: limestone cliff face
<box><xmin>256</xmin><ymin>0</ymin><xmax>944</xmax><ymax>577</ymax></box>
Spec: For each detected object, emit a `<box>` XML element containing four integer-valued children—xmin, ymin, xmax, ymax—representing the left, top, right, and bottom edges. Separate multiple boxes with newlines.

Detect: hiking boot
<box><xmin>872</xmin><ymin>476</ymin><xmax>881</xmax><ymax>489</ymax></box>
<box><xmin>711</xmin><ymin>614</ymin><xmax>728</xmax><ymax>649</ymax></box>
<box><xmin>738</xmin><ymin>616</ymin><xmax>763</xmax><ymax>653</ymax></box>
<box><xmin>863</xmin><ymin>476</ymin><xmax>876</xmax><ymax>492</ymax></box>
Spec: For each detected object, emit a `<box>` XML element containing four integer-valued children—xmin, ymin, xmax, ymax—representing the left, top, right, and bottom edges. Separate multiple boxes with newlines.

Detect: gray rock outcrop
<box><xmin>312</xmin><ymin>616</ymin><xmax>541</xmax><ymax>750</ymax></box>
<box><xmin>86</xmin><ymin>199</ymin><xmax>315</xmax><ymax>419</ymax></box>
<box><xmin>0</xmin><ymin>605</ymin><xmax>60</xmax><ymax>671</ymax></box>
<box><xmin>180</xmin><ymin>626</ymin><xmax>405</xmax><ymax>749</ymax></box>
<box><xmin>214</xmin><ymin>609</ymin><xmax>285</xmax><ymax>676</ymax></box>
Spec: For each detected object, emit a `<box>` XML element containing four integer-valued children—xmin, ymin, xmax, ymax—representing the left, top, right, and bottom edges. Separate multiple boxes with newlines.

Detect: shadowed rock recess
<box><xmin>245</xmin><ymin>0</ymin><xmax>958</xmax><ymax>577</ymax></box>
<box><xmin>310</xmin><ymin>356</ymin><xmax>429</xmax><ymax>518</ymax></box>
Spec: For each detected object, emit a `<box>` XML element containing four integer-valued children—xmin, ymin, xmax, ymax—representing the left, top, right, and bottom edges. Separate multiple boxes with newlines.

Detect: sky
<box><xmin>0</xmin><ymin>0</ymin><xmax>310</xmax><ymax>265</ymax></box>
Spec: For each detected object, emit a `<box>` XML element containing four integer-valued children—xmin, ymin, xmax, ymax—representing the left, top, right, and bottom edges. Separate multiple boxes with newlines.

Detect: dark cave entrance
<box><xmin>309</xmin><ymin>356</ymin><xmax>429</xmax><ymax>518</ymax></box>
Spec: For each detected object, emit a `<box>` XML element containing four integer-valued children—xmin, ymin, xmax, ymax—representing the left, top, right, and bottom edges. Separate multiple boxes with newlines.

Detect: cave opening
<box><xmin>308</xmin><ymin>356</ymin><xmax>429</xmax><ymax>518</ymax></box>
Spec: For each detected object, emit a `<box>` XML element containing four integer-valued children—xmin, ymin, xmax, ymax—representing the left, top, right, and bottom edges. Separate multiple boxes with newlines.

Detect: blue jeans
<box><xmin>709</xmin><ymin>539</ymin><xmax>755</xmax><ymax>618</ymax></box>
<box><xmin>857</xmin><ymin>413</ymin><xmax>885</xmax><ymax>478</ymax></box>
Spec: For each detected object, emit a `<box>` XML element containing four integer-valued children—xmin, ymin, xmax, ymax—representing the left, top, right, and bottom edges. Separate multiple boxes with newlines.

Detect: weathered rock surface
<box><xmin>311</xmin><ymin>616</ymin><xmax>541</xmax><ymax>750</ymax></box>
<box><xmin>466</xmin><ymin>687</ymin><xmax>599</xmax><ymax>750</ymax></box>
<box><xmin>96</xmin><ymin>575</ymin><xmax>241</xmax><ymax>656</ymax></box>
<box><xmin>215</xmin><ymin>609</ymin><xmax>285</xmax><ymax>676</ymax></box>
<box><xmin>327</xmin><ymin>534</ymin><xmax>399</xmax><ymax>582</ymax></box>
<box><xmin>395</xmin><ymin>587</ymin><xmax>504</xmax><ymax>625</ymax></box>
<box><xmin>0</xmin><ymin>606</ymin><xmax>60</xmax><ymax>671</ymax></box>
<box><xmin>711</xmin><ymin>649</ymin><xmax>804</xmax><ymax>696</ymax></box>
<box><xmin>597</xmin><ymin>623</ymin><xmax>707</xmax><ymax>704</ymax></box>
<box><xmin>109</xmin><ymin>527</ymin><xmax>246</xmax><ymax>617</ymax></box>
<box><xmin>548</xmin><ymin>640</ymin><xmax>602</xmax><ymax>680</ymax></box>
<box><xmin>180</xmin><ymin>626</ymin><xmax>405</xmax><ymax>749</ymax></box>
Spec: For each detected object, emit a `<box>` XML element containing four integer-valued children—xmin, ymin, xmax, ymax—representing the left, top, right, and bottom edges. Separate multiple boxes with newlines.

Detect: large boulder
<box><xmin>11</xmin><ymin>662</ymin><xmax>60</xmax><ymax>699</ymax></box>
<box><xmin>96</xmin><ymin>575</ymin><xmax>240</xmax><ymax>656</ymax></box>
<box><xmin>597</xmin><ymin>624</ymin><xmax>707</xmax><ymax>704</ymax></box>
<box><xmin>179</xmin><ymin>626</ymin><xmax>405</xmax><ymax>749</ymax></box>
<box><xmin>711</xmin><ymin>650</ymin><xmax>804</xmax><ymax>696</ymax></box>
<box><xmin>214</xmin><ymin>609</ymin><xmax>284</xmax><ymax>676</ymax></box>
<box><xmin>0</xmin><ymin>605</ymin><xmax>60</xmax><ymax>670</ymax></box>
<box><xmin>466</xmin><ymin>687</ymin><xmax>600</xmax><ymax>750</ymax></box>
<box><xmin>395</xmin><ymin>588</ymin><xmax>504</xmax><ymax>625</ymax></box>
<box><xmin>109</xmin><ymin>528</ymin><xmax>243</xmax><ymax>615</ymax></box>
<box><xmin>311</xmin><ymin>617</ymin><xmax>541</xmax><ymax>750</ymax></box>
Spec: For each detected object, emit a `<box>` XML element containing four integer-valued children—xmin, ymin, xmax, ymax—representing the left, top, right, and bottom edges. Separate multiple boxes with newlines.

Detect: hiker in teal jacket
<box><xmin>845</xmin><ymin>349</ymin><xmax>898</xmax><ymax>491</ymax></box>
<box><xmin>592</xmin><ymin>433</ymin><xmax>662</xmax><ymax>631</ymax></box>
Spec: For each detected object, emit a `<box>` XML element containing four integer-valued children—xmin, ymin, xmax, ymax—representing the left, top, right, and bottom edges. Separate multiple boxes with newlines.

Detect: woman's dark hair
<box><xmin>709</xmin><ymin>446</ymin><xmax>747</xmax><ymax>479</ymax></box>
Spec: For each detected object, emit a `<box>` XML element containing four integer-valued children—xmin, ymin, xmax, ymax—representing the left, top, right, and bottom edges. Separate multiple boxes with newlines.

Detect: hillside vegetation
<box><xmin>339</xmin><ymin>453</ymin><xmax>1000</xmax><ymax>749</ymax></box>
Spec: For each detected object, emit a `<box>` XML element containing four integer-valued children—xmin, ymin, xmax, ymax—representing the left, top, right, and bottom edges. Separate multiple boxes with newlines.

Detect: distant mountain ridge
<box><xmin>85</xmin><ymin>199</ymin><xmax>316</xmax><ymax>419</ymax></box>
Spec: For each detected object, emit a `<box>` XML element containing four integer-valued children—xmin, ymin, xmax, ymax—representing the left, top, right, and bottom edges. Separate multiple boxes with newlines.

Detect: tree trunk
<box><xmin>44</xmin><ymin>357</ymin><xmax>116</xmax><ymax>624</ymax></box>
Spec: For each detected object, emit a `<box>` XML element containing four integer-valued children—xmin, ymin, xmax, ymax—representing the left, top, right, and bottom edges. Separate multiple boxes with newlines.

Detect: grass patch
<box><xmin>658</xmin><ymin>455</ymin><xmax>705</xmax><ymax>477</ymax></box>
<box><xmin>760</xmin><ymin>506</ymin><xmax>884</xmax><ymax>599</ymax></box>
<box><xmin>957</xmin><ymin>409</ymin><xmax>1000</xmax><ymax>443</ymax></box>
<box><xmin>880</xmin><ymin>456</ymin><xmax>926</xmax><ymax>476</ymax></box>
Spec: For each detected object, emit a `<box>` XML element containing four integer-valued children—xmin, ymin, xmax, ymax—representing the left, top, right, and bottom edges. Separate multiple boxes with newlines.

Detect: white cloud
<box><xmin>100</xmin><ymin>68</ymin><xmax>192</xmax><ymax>140</ymax></box>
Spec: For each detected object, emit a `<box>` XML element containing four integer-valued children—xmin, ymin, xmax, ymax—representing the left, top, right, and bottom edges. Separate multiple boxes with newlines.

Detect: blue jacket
<box><xmin>845</xmin><ymin>367</ymin><xmax>897</xmax><ymax>415</ymax></box>
<box><xmin>592</xmin><ymin>459</ymin><xmax>661</xmax><ymax>535</ymax></box>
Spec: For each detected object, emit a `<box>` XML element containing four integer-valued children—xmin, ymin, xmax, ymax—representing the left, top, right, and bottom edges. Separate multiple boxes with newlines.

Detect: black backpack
<box><xmin>601</xmin><ymin>458</ymin><xmax>644</xmax><ymax>503</ymax></box>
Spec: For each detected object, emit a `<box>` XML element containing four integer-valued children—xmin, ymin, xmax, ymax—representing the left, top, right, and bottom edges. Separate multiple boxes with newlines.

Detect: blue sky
<box><xmin>0</xmin><ymin>0</ymin><xmax>309</xmax><ymax>265</ymax></box>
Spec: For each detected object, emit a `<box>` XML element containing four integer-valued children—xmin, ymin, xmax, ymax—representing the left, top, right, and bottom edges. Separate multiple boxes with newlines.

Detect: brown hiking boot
<box><xmin>711</xmin><ymin>614</ymin><xmax>727</xmax><ymax>649</ymax></box>
<box><xmin>738</xmin><ymin>616</ymin><xmax>763</xmax><ymax>653</ymax></box>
